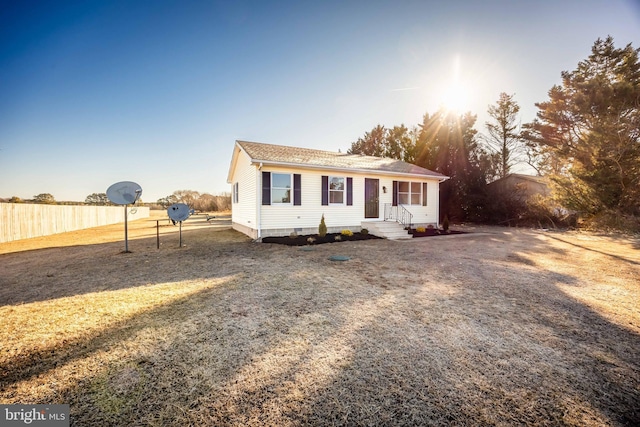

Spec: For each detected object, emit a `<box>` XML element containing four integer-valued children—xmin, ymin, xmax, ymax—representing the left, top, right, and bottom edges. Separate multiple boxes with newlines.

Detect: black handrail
<box><xmin>383</xmin><ymin>204</ymin><xmax>413</xmax><ymax>229</ymax></box>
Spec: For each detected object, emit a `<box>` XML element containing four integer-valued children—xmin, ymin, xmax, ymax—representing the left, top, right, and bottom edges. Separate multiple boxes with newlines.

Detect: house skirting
<box><xmin>232</xmin><ymin>222</ymin><xmax>363</xmax><ymax>240</ymax></box>
<box><xmin>232</xmin><ymin>222</ymin><xmax>258</xmax><ymax>239</ymax></box>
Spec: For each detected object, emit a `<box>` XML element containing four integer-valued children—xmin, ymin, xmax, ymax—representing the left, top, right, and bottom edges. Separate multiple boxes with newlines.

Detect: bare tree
<box><xmin>172</xmin><ymin>190</ymin><xmax>200</xmax><ymax>207</ymax></box>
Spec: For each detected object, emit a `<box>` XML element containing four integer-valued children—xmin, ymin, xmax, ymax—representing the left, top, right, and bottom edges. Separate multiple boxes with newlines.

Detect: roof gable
<box><xmin>233</xmin><ymin>140</ymin><xmax>447</xmax><ymax>180</ymax></box>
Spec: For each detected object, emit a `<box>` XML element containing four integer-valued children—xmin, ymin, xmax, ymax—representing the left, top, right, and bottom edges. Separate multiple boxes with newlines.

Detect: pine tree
<box><xmin>318</xmin><ymin>214</ymin><xmax>327</xmax><ymax>237</ymax></box>
<box><xmin>484</xmin><ymin>92</ymin><xmax>522</xmax><ymax>179</ymax></box>
<box><xmin>523</xmin><ymin>37</ymin><xmax>640</xmax><ymax>221</ymax></box>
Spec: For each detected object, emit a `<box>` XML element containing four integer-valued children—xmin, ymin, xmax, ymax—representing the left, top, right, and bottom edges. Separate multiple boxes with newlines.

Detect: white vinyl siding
<box><xmin>229</xmin><ymin>148</ymin><xmax>257</xmax><ymax>232</ymax></box>
<box><xmin>231</xmin><ymin>152</ymin><xmax>442</xmax><ymax>237</ymax></box>
<box><xmin>259</xmin><ymin>168</ymin><xmax>439</xmax><ymax>231</ymax></box>
<box><xmin>261</xmin><ymin>169</ymin><xmax>361</xmax><ymax>231</ymax></box>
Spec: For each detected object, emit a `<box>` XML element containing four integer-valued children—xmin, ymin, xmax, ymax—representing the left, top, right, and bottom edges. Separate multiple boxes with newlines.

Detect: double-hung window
<box><xmin>322</xmin><ymin>175</ymin><xmax>352</xmax><ymax>206</ymax></box>
<box><xmin>397</xmin><ymin>181</ymin><xmax>424</xmax><ymax>205</ymax></box>
<box><xmin>262</xmin><ymin>172</ymin><xmax>301</xmax><ymax>206</ymax></box>
<box><xmin>410</xmin><ymin>182</ymin><xmax>421</xmax><ymax>204</ymax></box>
<box><xmin>271</xmin><ymin>173</ymin><xmax>291</xmax><ymax>204</ymax></box>
<box><xmin>398</xmin><ymin>182</ymin><xmax>410</xmax><ymax>205</ymax></box>
<box><xmin>329</xmin><ymin>176</ymin><xmax>345</xmax><ymax>204</ymax></box>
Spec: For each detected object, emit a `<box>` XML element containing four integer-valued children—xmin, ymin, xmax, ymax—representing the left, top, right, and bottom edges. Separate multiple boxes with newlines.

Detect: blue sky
<box><xmin>1</xmin><ymin>0</ymin><xmax>639</xmax><ymax>203</ymax></box>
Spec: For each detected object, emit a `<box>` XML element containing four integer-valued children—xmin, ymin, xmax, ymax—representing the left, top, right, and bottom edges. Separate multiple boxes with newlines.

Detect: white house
<box><xmin>227</xmin><ymin>140</ymin><xmax>449</xmax><ymax>239</ymax></box>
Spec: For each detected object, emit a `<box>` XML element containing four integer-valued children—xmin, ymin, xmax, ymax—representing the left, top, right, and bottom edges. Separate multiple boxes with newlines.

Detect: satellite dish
<box><xmin>168</xmin><ymin>203</ymin><xmax>190</xmax><ymax>248</ymax></box>
<box><xmin>106</xmin><ymin>181</ymin><xmax>143</xmax><ymax>253</ymax></box>
<box><xmin>107</xmin><ymin>181</ymin><xmax>142</xmax><ymax>205</ymax></box>
<box><xmin>167</xmin><ymin>203</ymin><xmax>190</xmax><ymax>222</ymax></box>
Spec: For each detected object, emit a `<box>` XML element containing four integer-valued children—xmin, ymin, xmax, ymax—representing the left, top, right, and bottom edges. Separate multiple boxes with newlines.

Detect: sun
<box><xmin>440</xmin><ymin>54</ymin><xmax>471</xmax><ymax>113</ymax></box>
<box><xmin>443</xmin><ymin>82</ymin><xmax>469</xmax><ymax>113</ymax></box>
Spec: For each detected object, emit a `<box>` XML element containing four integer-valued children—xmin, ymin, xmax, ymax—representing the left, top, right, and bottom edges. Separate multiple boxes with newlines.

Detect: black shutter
<box><xmin>262</xmin><ymin>171</ymin><xmax>271</xmax><ymax>205</ymax></box>
<box><xmin>392</xmin><ymin>180</ymin><xmax>398</xmax><ymax>206</ymax></box>
<box><xmin>321</xmin><ymin>175</ymin><xmax>329</xmax><ymax>206</ymax></box>
<box><xmin>346</xmin><ymin>177</ymin><xmax>353</xmax><ymax>206</ymax></box>
<box><xmin>422</xmin><ymin>182</ymin><xmax>428</xmax><ymax>206</ymax></box>
<box><xmin>293</xmin><ymin>174</ymin><xmax>301</xmax><ymax>206</ymax></box>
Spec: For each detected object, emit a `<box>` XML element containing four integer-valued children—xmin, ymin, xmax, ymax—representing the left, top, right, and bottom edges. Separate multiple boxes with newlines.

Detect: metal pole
<box><xmin>179</xmin><ymin>221</ymin><xmax>182</xmax><ymax>247</ymax></box>
<box><xmin>156</xmin><ymin>220</ymin><xmax>160</xmax><ymax>249</ymax></box>
<box><xmin>124</xmin><ymin>205</ymin><xmax>129</xmax><ymax>252</ymax></box>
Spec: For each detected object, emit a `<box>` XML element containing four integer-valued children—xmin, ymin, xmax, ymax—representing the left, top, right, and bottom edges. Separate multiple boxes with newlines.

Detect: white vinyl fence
<box><xmin>0</xmin><ymin>203</ymin><xmax>150</xmax><ymax>243</ymax></box>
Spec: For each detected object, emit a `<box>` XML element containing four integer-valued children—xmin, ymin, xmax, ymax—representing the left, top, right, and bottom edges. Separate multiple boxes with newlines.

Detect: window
<box><xmin>263</xmin><ymin>172</ymin><xmax>301</xmax><ymax>206</ymax></box>
<box><xmin>271</xmin><ymin>173</ymin><xmax>291</xmax><ymax>203</ymax></box>
<box><xmin>398</xmin><ymin>181</ymin><xmax>410</xmax><ymax>204</ymax></box>
<box><xmin>411</xmin><ymin>182</ymin><xmax>421</xmax><ymax>205</ymax></box>
<box><xmin>233</xmin><ymin>182</ymin><xmax>239</xmax><ymax>203</ymax></box>
<box><xmin>322</xmin><ymin>175</ymin><xmax>352</xmax><ymax>206</ymax></box>
<box><xmin>422</xmin><ymin>182</ymin><xmax>428</xmax><ymax>206</ymax></box>
<box><xmin>397</xmin><ymin>181</ymin><xmax>423</xmax><ymax>205</ymax></box>
<box><xmin>329</xmin><ymin>176</ymin><xmax>345</xmax><ymax>204</ymax></box>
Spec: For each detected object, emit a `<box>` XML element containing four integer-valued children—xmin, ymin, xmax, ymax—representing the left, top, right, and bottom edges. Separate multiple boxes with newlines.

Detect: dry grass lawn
<box><xmin>1</xmin><ymin>211</ymin><xmax>639</xmax><ymax>426</ymax></box>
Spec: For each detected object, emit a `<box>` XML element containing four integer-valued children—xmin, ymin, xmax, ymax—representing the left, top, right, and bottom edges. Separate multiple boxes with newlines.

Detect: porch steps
<box><xmin>362</xmin><ymin>221</ymin><xmax>412</xmax><ymax>240</ymax></box>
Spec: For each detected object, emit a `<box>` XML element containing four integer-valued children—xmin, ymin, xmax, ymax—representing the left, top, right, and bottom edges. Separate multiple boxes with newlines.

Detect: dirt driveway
<box><xmin>1</xmin><ymin>215</ymin><xmax>638</xmax><ymax>426</ymax></box>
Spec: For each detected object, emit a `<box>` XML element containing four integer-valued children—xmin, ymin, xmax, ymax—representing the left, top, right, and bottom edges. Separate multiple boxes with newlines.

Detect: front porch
<box><xmin>362</xmin><ymin>221</ymin><xmax>412</xmax><ymax>240</ymax></box>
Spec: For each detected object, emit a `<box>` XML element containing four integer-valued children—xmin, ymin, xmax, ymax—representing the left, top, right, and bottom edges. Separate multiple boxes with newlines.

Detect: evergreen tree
<box><xmin>348</xmin><ymin>124</ymin><xmax>418</xmax><ymax>163</ymax></box>
<box><xmin>484</xmin><ymin>92</ymin><xmax>522</xmax><ymax>179</ymax></box>
<box><xmin>415</xmin><ymin>108</ymin><xmax>489</xmax><ymax>221</ymax></box>
<box><xmin>33</xmin><ymin>193</ymin><xmax>56</xmax><ymax>204</ymax></box>
<box><xmin>523</xmin><ymin>37</ymin><xmax>640</xmax><ymax>220</ymax></box>
<box><xmin>347</xmin><ymin>124</ymin><xmax>387</xmax><ymax>157</ymax></box>
<box><xmin>85</xmin><ymin>193</ymin><xmax>110</xmax><ymax>205</ymax></box>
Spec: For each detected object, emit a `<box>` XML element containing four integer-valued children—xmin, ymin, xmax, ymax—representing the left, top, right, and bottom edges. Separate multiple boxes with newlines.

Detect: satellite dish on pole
<box><xmin>106</xmin><ymin>181</ymin><xmax>142</xmax><ymax>253</ymax></box>
<box><xmin>106</xmin><ymin>181</ymin><xmax>143</xmax><ymax>205</ymax></box>
<box><xmin>168</xmin><ymin>203</ymin><xmax>190</xmax><ymax>247</ymax></box>
<box><xmin>168</xmin><ymin>203</ymin><xmax>190</xmax><ymax>222</ymax></box>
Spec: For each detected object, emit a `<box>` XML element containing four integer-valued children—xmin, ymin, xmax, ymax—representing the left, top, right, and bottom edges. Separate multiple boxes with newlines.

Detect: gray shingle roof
<box><xmin>236</xmin><ymin>140</ymin><xmax>447</xmax><ymax>179</ymax></box>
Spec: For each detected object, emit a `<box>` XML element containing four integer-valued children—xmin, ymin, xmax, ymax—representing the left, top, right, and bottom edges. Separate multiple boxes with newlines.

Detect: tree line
<box><xmin>3</xmin><ymin>190</ymin><xmax>232</xmax><ymax>212</ymax></box>
<box><xmin>155</xmin><ymin>190</ymin><xmax>231</xmax><ymax>212</ymax></box>
<box><xmin>346</xmin><ymin>37</ymin><xmax>639</xmax><ymax>231</ymax></box>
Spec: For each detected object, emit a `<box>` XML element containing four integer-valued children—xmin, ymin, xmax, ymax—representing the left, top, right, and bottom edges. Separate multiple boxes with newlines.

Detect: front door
<box><xmin>364</xmin><ymin>178</ymin><xmax>379</xmax><ymax>218</ymax></box>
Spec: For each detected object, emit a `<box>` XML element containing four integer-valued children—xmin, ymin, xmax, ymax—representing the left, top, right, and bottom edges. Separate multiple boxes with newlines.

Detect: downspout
<box><xmin>436</xmin><ymin>177</ymin><xmax>448</xmax><ymax>228</ymax></box>
<box><xmin>436</xmin><ymin>182</ymin><xmax>440</xmax><ymax>228</ymax></box>
<box><xmin>257</xmin><ymin>162</ymin><xmax>263</xmax><ymax>239</ymax></box>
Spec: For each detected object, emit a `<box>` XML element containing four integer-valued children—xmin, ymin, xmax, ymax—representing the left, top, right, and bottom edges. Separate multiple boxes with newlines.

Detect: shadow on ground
<box><xmin>1</xmin><ymin>226</ymin><xmax>638</xmax><ymax>426</ymax></box>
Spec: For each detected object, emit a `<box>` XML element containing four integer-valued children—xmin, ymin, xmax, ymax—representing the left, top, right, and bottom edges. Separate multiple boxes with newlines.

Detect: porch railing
<box><xmin>383</xmin><ymin>204</ymin><xmax>413</xmax><ymax>229</ymax></box>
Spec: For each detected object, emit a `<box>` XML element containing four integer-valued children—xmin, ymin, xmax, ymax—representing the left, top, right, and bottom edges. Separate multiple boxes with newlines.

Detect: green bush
<box><xmin>360</xmin><ymin>228</ymin><xmax>369</xmax><ymax>235</ymax></box>
<box><xmin>318</xmin><ymin>214</ymin><xmax>327</xmax><ymax>237</ymax></box>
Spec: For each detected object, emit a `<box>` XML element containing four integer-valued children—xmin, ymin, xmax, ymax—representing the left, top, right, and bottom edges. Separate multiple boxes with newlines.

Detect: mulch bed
<box><xmin>262</xmin><ymin>229</ymin><xmax>467</xmax><ymax>245</ymax></box>
<box><xmin>410</xmin><ymin>228</ymin><xmax>467</xmax><ymax>238</ymax></box>
<box><xmin>262</xmin><ymin>232</ymin><xmax>381</xmax><ymax>246</ymax></box>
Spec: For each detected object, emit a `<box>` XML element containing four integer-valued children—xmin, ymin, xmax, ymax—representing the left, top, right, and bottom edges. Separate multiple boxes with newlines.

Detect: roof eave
<box><xmin>226</xmin><ymin>142</ymin><xmax>243</xmax><ymax>183</ymax></box>
<box><xmin>251</xmin><ymin>159</ymin><xmax>449</xmax><ymax>180</ymax></box>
